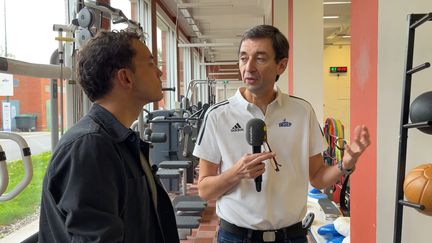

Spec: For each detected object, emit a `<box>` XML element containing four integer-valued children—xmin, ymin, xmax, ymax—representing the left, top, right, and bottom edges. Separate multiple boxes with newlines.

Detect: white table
<box><xmin>307</xmin><ymin>197</ymin><xmax>345</xmax><ymax>243</ymax></box>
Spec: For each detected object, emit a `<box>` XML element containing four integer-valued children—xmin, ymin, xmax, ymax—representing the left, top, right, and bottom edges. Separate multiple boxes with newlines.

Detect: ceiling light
<box><xmin>323</xmin><ymin>1</ymin><xmax>351</xmax><ymax>5</ymax></box>
<box><xmin>323</xmin><ymin>16</ymin><xmax>340</xmax><ymax>19</ymax></box>
<box><xmin>191</xmin><ymin>24</ymin><xmax>200</xmax><ymax>32</ymax></box>
<box><xmin>341</xmin><ymin>35</ymin><xmax>351</xmax><ymax>38</ymax></box>
<box><xmin>180</xmin><ymin>8</ymin><xmax>191</xmax><ymax>18</ymax></box>
<box><xmin>185</xmin><ymin>17</ymin><xmax>195</xmax><ymax>25</ymax></box>
<box><xmin>178</xmin><ymin>3</ymin><xmax>232</xmax><ymax>8</ymax></box>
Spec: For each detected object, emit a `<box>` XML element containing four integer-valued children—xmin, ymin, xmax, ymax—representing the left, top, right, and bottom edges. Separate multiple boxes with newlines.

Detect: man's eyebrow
<box><xmin>239</xmin><ymin>51</ymin><xmax>269</xmax><ymax>56</ymax></box>
<box><xmin>255</xmin><ymin>51</ymin><xmax>269</xmax><ymax>56</ymax></box>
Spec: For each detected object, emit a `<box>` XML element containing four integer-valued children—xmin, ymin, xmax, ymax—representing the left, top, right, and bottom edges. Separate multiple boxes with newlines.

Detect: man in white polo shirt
<box><xmin>193</xmin><ymin>25</ymin><xmax>370</xmax><ymax>243</ymax></box>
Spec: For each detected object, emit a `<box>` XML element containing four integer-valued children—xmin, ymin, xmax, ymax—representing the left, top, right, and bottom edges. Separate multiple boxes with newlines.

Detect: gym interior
<box><xmin>0</xmin><ymin>0</ymin><xmax>432</xmax><ymax>242</ymax></box>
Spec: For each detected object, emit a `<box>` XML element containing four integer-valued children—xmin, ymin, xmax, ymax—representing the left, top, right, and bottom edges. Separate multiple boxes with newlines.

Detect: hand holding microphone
<box><xmin>245</xmin><ymin>118</ymin><xmax>267</xmax><ymax>192</ymax></box>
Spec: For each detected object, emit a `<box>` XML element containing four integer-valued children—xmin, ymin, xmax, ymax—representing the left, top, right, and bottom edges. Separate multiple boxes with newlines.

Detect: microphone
<box><xmin>162</xmin><ymin>87</ymin><xmax>175</xmax><ymax>92</ymax></box>
<box><xmin>245</xmin><ymin>118</ymin><xmax>266</xmax><ymax>192</ymax></box>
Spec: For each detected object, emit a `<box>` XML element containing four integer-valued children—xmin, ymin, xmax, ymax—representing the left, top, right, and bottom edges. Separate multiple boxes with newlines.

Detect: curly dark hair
<box><xmin>77</xmin><ymin>29</ymin><xmax>144</xmax><ymax>101</ymax></box>
<box><xmin>239</xmin><ymin>25</ymin><xmax>289</xmax><ymax>63</ymax></box>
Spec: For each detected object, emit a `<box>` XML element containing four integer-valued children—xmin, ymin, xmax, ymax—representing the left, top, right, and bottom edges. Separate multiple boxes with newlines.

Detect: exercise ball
<box><xmin>403</xmin><ymin>163</ymin><xmax>432</xmax><ymax>215</ymax></box>
<box><xmin>410</xmin><ymin>91</ymin><xmax>432</xmax><ymax>134</ymax></box>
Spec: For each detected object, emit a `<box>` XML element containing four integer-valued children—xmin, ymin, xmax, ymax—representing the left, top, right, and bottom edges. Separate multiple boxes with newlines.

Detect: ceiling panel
<box><xmin>160</xmin><ymin>0</ymin><xmax>351</xmax><ymax>61</ymax></box>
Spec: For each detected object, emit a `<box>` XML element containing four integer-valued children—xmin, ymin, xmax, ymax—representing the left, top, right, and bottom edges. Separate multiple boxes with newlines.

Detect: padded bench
<box><xmin>175</xmin><ymin>201</ymin><xmax>207</xmax><ymax>212</ymax></box>
<box><xmin>176</xmin><ymin>215</ymin><xmax>201</xmax><ymax>229</ymax></box>
<box><xmin>156</xmin><ymin>168</ymin><xmax>181</xmax><ymax>192</ymax></box>
<box><xmin>176</xmin><ymin>215</ymin><xmax>201</xmax><ymax>239</ymax></box>
<box><xmin>159</xmin><ymin>161</ymin><xmax>192</xmax><ymax>195</ymax></box>
<box><xmin>172</xmin><ymin>195</ymin><xmax>207</xmax><ymax>216</ymax></box>
<box><xmin>173</xmin><ymin>195</ymin><xmax>207</xmax><ymax>206</ymax></box>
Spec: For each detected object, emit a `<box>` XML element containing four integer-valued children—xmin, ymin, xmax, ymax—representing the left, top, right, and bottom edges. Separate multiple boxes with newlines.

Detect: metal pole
<box><xmin>393</xmin><ymin>14</ymin><xmax>416</xmax><ymax>243</ymax></box>
<box><xmin>49</xmin><ymin>50</ymin><xmax>59</xmax><ymax>151</ymax></box>
<box><xmin>4</xmin><ymin>0</ymin><xmax>9</xmax><ymax>103</ymax></box>
<box><xmin>57</xmin><ymin>31</ymin><xmax>65</xmax><ymax>136</ymax></box>
<box><xmin>3</xmin><ymin>0</ymin><xmax>7</xmax><ymax>57</ymax></box>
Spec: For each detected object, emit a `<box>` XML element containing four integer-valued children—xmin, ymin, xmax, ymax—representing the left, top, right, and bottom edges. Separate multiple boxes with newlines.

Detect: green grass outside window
<box><xmin>0</xmin><ymin>152</ymin><xmax>51</xmax><ymax>225</ymax></box>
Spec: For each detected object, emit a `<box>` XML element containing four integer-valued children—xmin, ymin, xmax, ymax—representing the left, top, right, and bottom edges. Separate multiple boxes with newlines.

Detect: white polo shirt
<box><xmin>193</xmin><ymin>87</ymin><xmax>323</xmax><ymax>230</ymax></box>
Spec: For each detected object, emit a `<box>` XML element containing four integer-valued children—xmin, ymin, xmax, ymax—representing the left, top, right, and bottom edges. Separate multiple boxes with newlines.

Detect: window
<box><xmin>140</xmin><ymin>0</ymin><xmax>152</xmax><ymax>46</ymax></box>
<box><xmin>178</xmin><ymin>45</ymin><xmax>185</xmax><ymax>100</ymax></box>
<box><xmin>111</xmin><ymin>0</ymin><xmax>132</xmax><ymax>31</ymax></box>
<box><xmin>179</xmin><ymin>39</ymin><xmax>191</xmax><ymax>100</ymax></box>
<box><xmin>156</xmin><ymin>16</ymin><xmax>176</xmax><ymax>109</ymax></box>
<box><xmin>0</xmin><ymin>0</ymin><xmax>65</xmax><ymax>63</ymax></box>
<box><xmin>0</xmin><ymin>0</ymin><xmax>66</xmax><ymax>240</ymax></box>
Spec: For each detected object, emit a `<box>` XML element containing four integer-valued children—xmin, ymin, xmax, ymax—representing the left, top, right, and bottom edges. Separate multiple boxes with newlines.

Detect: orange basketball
<box><xmin>403</xmin><ymin>163</ymin><xmax>432</xmax><ymax>216</ymax></box>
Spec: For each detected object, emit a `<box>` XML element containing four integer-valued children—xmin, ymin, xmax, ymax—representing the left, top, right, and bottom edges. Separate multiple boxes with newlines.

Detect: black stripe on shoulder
<box><xmin>212</xmin><ymin>99</ymin><xmax>229</xmax><ymax>107</ymax></box>
<box><xmin>197</xmin><ymin>100</ymin><xmax>229</xmax><ymax>145</ymax></box>
<box><xmin>289</xmin><ymin>95</ymin><xmax>324</xmax><ymax>136</ymax></box>
<box><xmin>289</xmin><ymin>95</ymin><xmax>312</xmax><ymax>106</ymax></box>
<box><xmin>209</xmin><ymin>100</ymin><xmax>229</xmax><ymax>110</ymax></box>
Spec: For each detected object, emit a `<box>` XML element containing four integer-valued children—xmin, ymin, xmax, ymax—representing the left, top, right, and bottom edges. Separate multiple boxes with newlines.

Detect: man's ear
<box><xmin>116</xmin><ymin>68</ymin><xmax>133</xmax><ymax>89</ymax></box>
<box><xmin>277</xmin><ymin>58</ymin><xmax>288</xmax><ymax>75</ymax></box>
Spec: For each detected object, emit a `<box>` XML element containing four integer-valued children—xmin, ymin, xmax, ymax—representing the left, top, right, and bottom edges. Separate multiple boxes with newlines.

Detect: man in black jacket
<box><xmin>39</xmin><ymin>30</ymin><xmax>179</xmax><ymax>243</ymax></box>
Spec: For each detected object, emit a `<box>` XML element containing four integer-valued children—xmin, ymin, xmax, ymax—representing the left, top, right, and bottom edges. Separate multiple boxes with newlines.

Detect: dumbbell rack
<box><xmin>393</xmin><ymin>13</ymin><xmax>432</xmax><ymax>243</ymax></box>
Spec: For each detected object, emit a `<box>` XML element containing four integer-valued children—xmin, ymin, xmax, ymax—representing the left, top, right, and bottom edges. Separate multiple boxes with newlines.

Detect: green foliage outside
<box><xmin>0</xmin><ymin>152</ymin><xmax>51</xmax><ymax>226</ymax></box>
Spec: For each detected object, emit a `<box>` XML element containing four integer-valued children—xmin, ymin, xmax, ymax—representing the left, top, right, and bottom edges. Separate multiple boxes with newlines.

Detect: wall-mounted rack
<box><xmin>393</xmin><ymin>12</ymin><xmax>432</xmax><ymax>243</ymax></box>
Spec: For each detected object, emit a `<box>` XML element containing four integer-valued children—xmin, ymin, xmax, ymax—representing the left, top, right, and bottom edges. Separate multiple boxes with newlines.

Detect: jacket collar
<box><xmin>87</xmin><ymin>103</ymin><xmax>134</xmax><ymax>143</ymax></box>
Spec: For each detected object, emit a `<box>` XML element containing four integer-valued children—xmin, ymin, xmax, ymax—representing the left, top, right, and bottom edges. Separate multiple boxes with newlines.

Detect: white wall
<box><xmin>293</xmin><ymin>0</ymin><xmax>324</xmax><ymax>123</ymax></box>
<box><xmin>273</xmin><ymin>0</ymin><xmax>289</xmax><ymax>94</ymax></box>
<box><xmin>378</xmin><ymin>1</ymin><xmax>432</xmax><ymax>242</ymax></box>
<box><xmin>272</xmin><ymin>0</ymin><xmax>323</xmax><ymax>123</ymax></box>
<box><xmin>323</xmin><ymin>45</ymin><xmax>351</xmax><ymax>139</ymax></box>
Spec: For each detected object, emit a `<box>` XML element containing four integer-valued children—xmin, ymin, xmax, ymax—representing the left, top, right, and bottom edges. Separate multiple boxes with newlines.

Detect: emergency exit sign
<box><xmin>329</xmin><ymin>66</ymin><xmax>348</xmax><ymax>73</ymax></box>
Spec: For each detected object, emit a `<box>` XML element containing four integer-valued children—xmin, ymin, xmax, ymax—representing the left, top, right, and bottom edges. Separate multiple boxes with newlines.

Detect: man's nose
<box><xmin>245</xmin><ymin>59</ymin><xmax>257</xmax><ymax>71</ymax></box>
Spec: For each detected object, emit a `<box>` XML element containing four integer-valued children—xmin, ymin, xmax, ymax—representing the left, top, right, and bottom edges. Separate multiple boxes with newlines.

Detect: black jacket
<box><xmin>39</xmin><ymin>104</ymin><xmax>179</xmax><ymax>243</ymax></box>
